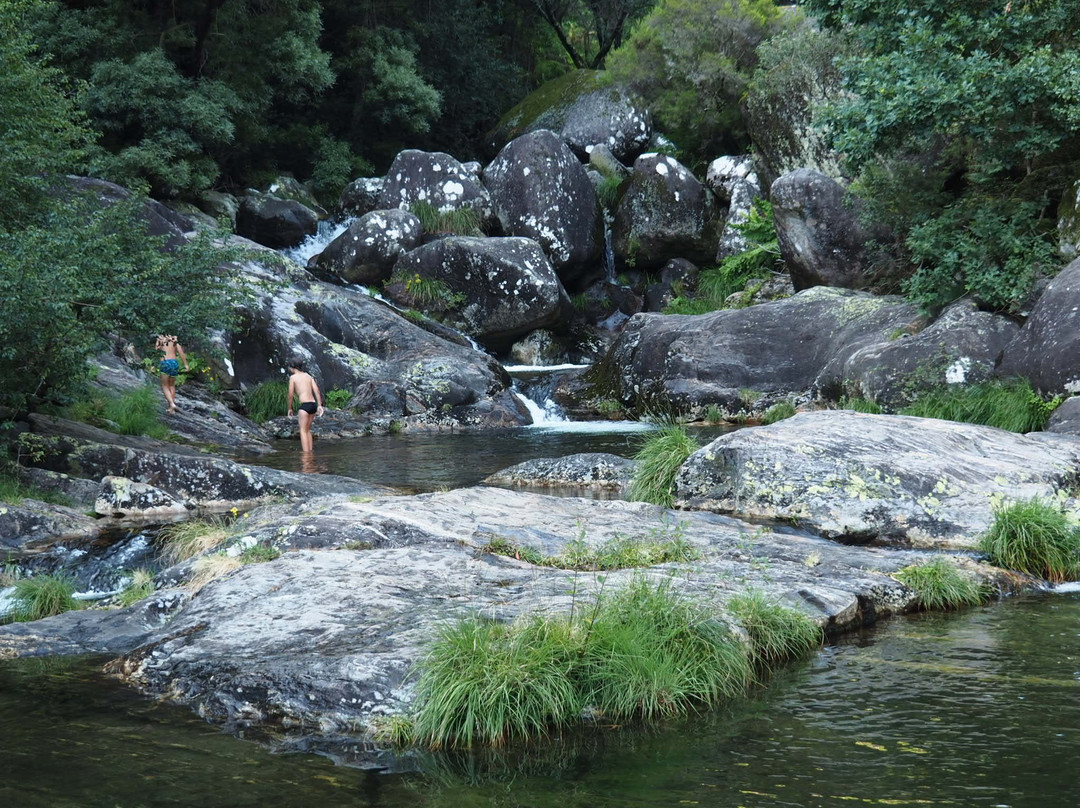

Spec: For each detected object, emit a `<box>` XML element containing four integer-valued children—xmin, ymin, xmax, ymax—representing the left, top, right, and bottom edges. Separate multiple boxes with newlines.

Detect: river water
<box><xmin>2</xmin><ymin>591</ymin><xmax>1077</xmax><ymax>807</ymax></box>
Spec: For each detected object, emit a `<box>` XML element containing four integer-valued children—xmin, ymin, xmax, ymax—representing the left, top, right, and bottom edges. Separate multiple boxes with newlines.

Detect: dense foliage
<box><xmin>803</xmin><ymin>0</ymin><xmax>1080</xmax><ymax>311</ymax></box>
<box><xmin>0</xmin><ymin>0</ymin><xmax>242</xmax><ymax>412</ymax></box>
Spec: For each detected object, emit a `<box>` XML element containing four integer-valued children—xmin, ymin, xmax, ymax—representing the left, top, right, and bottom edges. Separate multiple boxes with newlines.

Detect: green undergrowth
<box><xmin>483</xmin><ymin>521</ymin><xmax>699</xmax><ymax>570</ymax></box>
<box><xmin>407</xmin><ymin>577</ymin><xmax>755</xmax><ymax>749</ymax></box>
<box><xmin>117</xmin><ymin>568</ymin><xmax>156</xmax><ymax>607</ymax></box>
<box><xmin>387</xmin><ymin>272</ymin><xmax>465</xmax><ymax>310</ymax></box>
<box><xmin>409</xmin><ymin>200</ymin><xmax>482</xmax><ymax>236</ymax></box>
<box><xmin>978</xmin><ymin>498</ymin><xmax>1080</xmax><ymax>583</ymax></box>
<box><xmin>838</xmin><ymin>396</ymin><xmax>883</xmax><ymax>414</ymax></box>
<box><xmin>627</xmin><ymin>425</ymin><xmax>698</xmax><ymax>507</ymax></box>
<box><xmin>761</xmin><ymin>401</ymin><xmax>796</xmax><ymax>425</ymax></box>
<box><xmin>244</xmin><ymin>379</ymin><xmax>293</xmax><ymax>423</ymax></box>
<box><xmin>7</xmin><ymin>573</ymin><xmax>80</xmax><ymax>622</ymax></box>
<box><xmin>900</xmin><ymin>377</ymin><xmax>1061</xmax><ymax>433</ymax></box>
<box><xmin>324</xmin><ymin>388</ymin><xmax>352</xmax><ymax>409</ymax></box>
<box><xmin>64</xmin><ymin>386</ymin><xmax>170</xmax><ymax>439</ymax></box>
<box><xmin>727</xmin><ymin>590</ymin><xmax>822</xmax><ymax>671</ymax></box>
<box><xmin>893</xmin><ymin>557</ymin><xmax>989</xmax><ymax>610</ymax></box>
<box><xmin>0</xmin><ymin>464</ymin><xmax>73</xmax><ymax>506</ymax></box>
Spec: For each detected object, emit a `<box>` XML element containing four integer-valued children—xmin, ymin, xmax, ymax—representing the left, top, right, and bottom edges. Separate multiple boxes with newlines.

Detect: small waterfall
<box><xmin>283</xmin><ymin>217</ymin><xmax>354</xmax><ymax>265</ymax></box>
<box><xmin>602</xmin><ymin>223</ymin><xmax>616</xmax><ymax>280</ymax></box>
<box><xmin>510</xmin><ymin>366</ymin><xmax>574</xmax><ymax>425</ymax></box>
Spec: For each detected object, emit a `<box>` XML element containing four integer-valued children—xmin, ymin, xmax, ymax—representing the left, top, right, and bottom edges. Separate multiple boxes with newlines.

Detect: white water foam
<box><xmin>504</xmin><ymin>364</ymin><xmax>591</xmax><ymax>373</ymax></box>
<box><xmin>1053</xmin><ymin>581</ymin><xmax>1080</xmax><ymax>593</ymax></box>
<box><xmin>282</xmin><ymin>217</ymin><xmax>354</xmax><ymax>265</ymax></box>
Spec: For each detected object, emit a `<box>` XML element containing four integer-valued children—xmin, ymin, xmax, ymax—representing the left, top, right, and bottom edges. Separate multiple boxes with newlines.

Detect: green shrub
<box><xmin>627</xmin><ymin>425</ymin><xmax>698</xmax><ymax>507</ymax></box>
<box><xmin>387</xmin><ymin>272</ymin><xmax>464</xmax><ymax>311</ymax></box>
<box><xmin>9</xmin><ymin>573</ymin><xmax>80</xmax><ymax>622</ymax></box>
<box><xmin>900</xmin><ymin>377</ymin><xmax>1060</xmax><ymax>433</ymax></box>
<box><xmin>245</xmin><ymin>380</ymin><xmax>292</xmax><ymax>424</ymax></box>
<box><xmin>839</xmin><ymin>396</ymin><xmax>883</xmax><ymax>414</ymax></box>
<box><xmin>117</xmin><ymin>568</ymin><xmax>155</xmax><ymax>607</ymax></box>
<box><xmin>325</xmin><ymin>388</ymin><xmax>352</xmax><ymax>409</ymax></box>
<box><xmin>409</xmin><ymin>577</ymin><xmax>753</xmax><ymax>749</ymax></box>
<box><xmin>978</xmin><ymin>498</ymin><xmax>1080</xmax><ymax>583</ymax></box>
<box><xmin>727</xmin><ymin>591</ymin><xmax>821</xmax><ymax>670</ymax></box>
<box><xmin>761</xmin><ymin>401</ymin><xmax>796</xmax><ymax>425</ymax></box>
<box><xmin>893</xmin><ymin>557</ymin><xmax>988</xmax><ymax>611</ymax></box>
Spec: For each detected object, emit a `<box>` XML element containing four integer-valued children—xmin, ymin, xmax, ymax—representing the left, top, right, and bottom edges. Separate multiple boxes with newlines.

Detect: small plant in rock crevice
<box><xmin>893</xmin><ymin>557</ymin><xmax>989</xmax><ymax>610</ymax></box>
<box><xmin>761</xmin><ymin>401</ymin><xmax>796</xmax><ymax>425</ymax></box>
<box><xmin>117</xmin><ymin>568</ymin><xmax>156</xmax><ymax>607</ymax></box>
<box><xmin>159</xmin><ymin>517</ymin><xmax>230</xmax><ymax>565</ymax></box>
<box><xmin>8</xmin><ymin>573</ymin><xmax>80</xmax><ymax>622</ymax></box>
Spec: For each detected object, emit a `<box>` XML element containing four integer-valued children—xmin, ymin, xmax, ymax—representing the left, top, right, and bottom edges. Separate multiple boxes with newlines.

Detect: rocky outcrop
<box><xmin>1047</xmin><ymin>396</ymin><xmax>1080</xmax><ymax>434</ymax></box>
<box><xmin>771</xmin><ymin>169</ymin><xmax>880</xmax><ymax>291</ymax></box>
<box><xmin>997</xmin><ymin>257</ymin><xmax>1080</xmax><ymax>395</ymax></box>
<box><xmin>675</xmin><ymin>410</ymin><xmax>1080</xmax><ymax>548</ymax></box>
<box><xmin>314</xmin><ymin>209</ymin><xmax>422</xmax><ymax>285</ymax></box>
<box><xmin>1058</xmin><ymin>179</ymin><xmax>1080</xmax><ymax>261</ymax></box>
<box><xmin>483</xmin><ymin>130</ymin><xmax>605</xmax><ymax>291</ymax></box>
<box><xmin>0</xmin><ymin>501</ymin><xmax>100</xmax><ymax>556</ymax></box>
<box><xmin>95</xmin><ymin>476</ymin><xmax>188</xmax><ymax>518</ymax></box>
<box><xmin>264</xmin><ymin>176</ymin><xmax>328</xmax><ymax>219</ymax></box>
<box><xmin>0</xmin><ymin>486</ymin><xmax>1006</xmax><ymax>743</ymax></box>
<box><xmin>236</xmin><ymin>192</ymin><xmax>319</xmax><ymax>248</ymax></box>
<box><xmin>707</xmin><ymin>155</ymin><xmax>762</xmax><ymax>262</ymax></box>
<box><xmin>66</xmin><ymin>176</ymin><xmax>195</xmax><ymax>250</ymax></box>
<box><xmin>197</xmin><ymin>190</ymin><xmax>239</xmax><ymax>229</ymax></box>
<box><xmin>377</xmin><ymin>150</ymin><xmax>499</xmax><ymax>233</ymax></box>
<box><xmin>483</xmin><ymin>452</ymin><xmax>637</xmax><ymax>493</ymax></box>
<box><xmin>612</xmin><ymin>153</ymin><xmax>721</xmax><ymax>270</ymax></box>
<box><xmin>595</xmin><ymin>287</ymin><xmax>922</xmax><ymax>413</ymax></box>
<box><xmin>816</xmin><ymin>300</ymin><xmax>1018</xmax><ymax>408</ymax></box>
<box><xmin>386</xmin><ymin>236</ymin><xmax>570</xmax><ymax>352</ymax></box>
<box><xmin>488</xmin><ymin>70</ymin><xmax>651</xmax><ymax>164</ymax></box>
<box><xmin>339</xmin><ymin>177</ymin><xmax>384</xmax><ymax>217</ymax></box>
<box><xmin>227</xmin><ymin>247</ymin><xmax>525</xmax><ymax>426</ymax></box>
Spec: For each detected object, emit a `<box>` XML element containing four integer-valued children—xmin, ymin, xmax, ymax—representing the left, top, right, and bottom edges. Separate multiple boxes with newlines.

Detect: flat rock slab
<box><xmin>482</xmin><ymin>452</ymin><xmax>637</xmax><ymax>493</ymax></box>
<box><xmin>675</xmin><ymin>410</ymin><xmax>1080</xmax><ymax>547</ymax></box>
<box><xmin>7</xmin><ymin>487</ymin><xmax>1010</xmax><ymax>751</ymax></box>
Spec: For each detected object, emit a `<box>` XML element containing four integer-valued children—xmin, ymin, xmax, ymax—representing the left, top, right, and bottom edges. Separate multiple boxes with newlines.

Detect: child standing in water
<box><xmin>287</xmin><ymin>360</ymin><xmax>324</xmax><ymax>452</ymax></box>
<box><xmin>155</xmin><ymin>334</ymin><xmax>189</xmax><ymax>414</ymax></box>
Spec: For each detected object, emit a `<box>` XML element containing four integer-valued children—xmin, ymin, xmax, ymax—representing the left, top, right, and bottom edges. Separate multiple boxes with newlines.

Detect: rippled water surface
<box><xmin>3</xmin><ymin>593</ymin><xmax>1077</xmax><ymax>808</ymax></box>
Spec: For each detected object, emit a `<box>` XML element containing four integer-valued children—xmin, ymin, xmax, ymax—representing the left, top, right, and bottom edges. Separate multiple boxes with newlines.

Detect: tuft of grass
<box><xmin>187</xmin><ymin>554</ymin><xmax>243</xmax><ymax>592</ymax></box>
<box><xmin>104</xmin><ymin>387</ymin><xmax>170</xmax><ymax>438</ymax></box>
<box><xmin>387</xmin><ymin>272</ymin><xmax>465</xmax><ymax>310</ymax></box>
<box><xmin>369</xmin><ymin>714</ymin><xmax>417</xmax><ymax>747</ymax></box>
<box><xmin>627</xmin><ymin>425</ymin><xmax>698</xmax><ymax>507</ymax></box>
<box><xmin>727</xmin><ymin>590</ymin><xmax>822</xmax><ymax>670</ymax></box>
<box><xmin>761</xmin><ymin>401</ymin><xmax>796</xmax><ymax>425</ymax></box>
<box><xmin>409</xmin><ymin>200</ymin><xmax>482</xmax><ymax>235</ymax></box>
<box><xmin>8</xmin><ymin>574</ymin><xmax>80</xmax><ymax>622</ymax></box>
<box><xmin>839</xmin><ymin>396</ymin><xmax>883</xmax><ymax>414</ymax></box>
<box><xmin>117</xmin><ymin>568</ymin><xmax>156</xmax><ymax>607</ymax></box>
<box><xmin>484</xmin><ymin>524</ymin><xmax>700</xmax><ymax>571</ymax></box>
<box><xmin>595</xmin><ymin>175</ymin><xmax>624</xmax><ymax>211</ymax></box>
<box><xmin>900</xmin><ymin>377</ymin><xmax>1060</xmax><ymax>433</ymax></box>
<box><xmin>409</xmin><ymin>577</ymin><xmax>752</xmax><ymax>749</ymax></box>
<box><xmin>703</xmin><ymin>403</ymin><xmax>724</xmax><ymax>424</ymax></box>
<box><xmin>893</xmin><ymin>557</ymin><xmax>989</xmax><ymax>610</ymax></box>
<box><xmin>978</xmin><ymin>498</ymin><xmax>1080</xmax><ymax>582</ymax></box>
<box><xmin>239</xmin><ymin>544</ymin><xmax>281</xmax><ymax>564</ymax></box>
<box><xmin>159</xmin><ymin>517</ymin><xmax>230</xmax><ymax>565</ymax></box>
<box><xmin>245</xmin><ymin>379</ymin><xmax>293</xmax><ymax>424</ymax></box>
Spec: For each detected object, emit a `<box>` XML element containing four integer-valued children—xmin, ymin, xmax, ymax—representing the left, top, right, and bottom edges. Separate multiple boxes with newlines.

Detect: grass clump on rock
<box><xmin>627</xmin><ymin>425</ymin><xmax>698</xmax><ymax>507</ymax></box>
<box><xmin>8</xmin><ymin>573</ymin><xmax>80</xmax><ymax>622</ymax></box>
<box><xmin>761</xmin><ymin>401</ymin><xmax>796</xmax><ymax>425</ymax></box>
<box><xmin>893</xmin><ymin>557</ymin><xmax>989</xmax><ymax>610</ymax></box>
<box><xmin>244</xmin><ymin>380</ymin><xmax>292</xmax><ymax>424</ymax></box>
<box><xmin>727</xmin><ymin>590</ymin><xmax>821</xmax><ymax>670</ymax></box>
<box><xmin>117</xmin><ymin>568</ymin><xmax>156</xmax><ymax>607</ymax></box>
<box><xmin>978</xmin><ymin>498</ymin><xmax>1080</xmax><ymax>583</ymax></box>
<box><xmin>160</xmin><ymin>517</ymin><xmax>230</xmax><ymax>564</ymax></box>
<box><xmin>900</xmin><ymin>377</ymin><xmax>1060</xmax><ymax>433</ymax></box>
<box><xmin>409</xmin><ymin>578</ymin><xmax>752</xmax><ymax>749</ymax></box>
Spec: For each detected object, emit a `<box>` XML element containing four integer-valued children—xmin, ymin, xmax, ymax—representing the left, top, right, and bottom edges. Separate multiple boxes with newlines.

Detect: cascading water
<box><xmin>283</xmin><ymin>217</ymin><xmax>354</xmax><ymax>266</ymax></box>
<box><xmin>508</xmin><ymin>364</ymin><xmax>651</xmax><ymax>433</ymax></box>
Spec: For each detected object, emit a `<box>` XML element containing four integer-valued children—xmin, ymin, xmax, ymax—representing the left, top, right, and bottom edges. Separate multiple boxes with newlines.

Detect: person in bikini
<box><xmin>155</xmin><ymin>334</ymin><xmax>189</xmax><ymax>414</ymax></box>
<box><xmin>287</xmin><ymin>360</ymin><xmax>324</xmax><ymax>452</ymax></box>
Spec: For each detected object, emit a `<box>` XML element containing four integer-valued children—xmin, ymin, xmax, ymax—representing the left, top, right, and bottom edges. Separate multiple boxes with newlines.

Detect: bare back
<box><xmin>288</xmin><ymin>371</ymin><xmax>320</xmax><ymax>404</ymax></box>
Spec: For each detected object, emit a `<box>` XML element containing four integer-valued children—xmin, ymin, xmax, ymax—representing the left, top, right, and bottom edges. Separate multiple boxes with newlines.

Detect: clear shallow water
<box><xmin>3</xmin><ymin>593</ymin><xmax>1078</xmax><ymax>807</ymax></box>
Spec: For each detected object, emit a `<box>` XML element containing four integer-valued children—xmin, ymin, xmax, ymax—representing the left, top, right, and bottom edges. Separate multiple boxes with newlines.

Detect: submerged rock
<box><xmin>674</xmin><ymin>410</ymin><xmax>1080</xmax><ymax>548</ymax></box>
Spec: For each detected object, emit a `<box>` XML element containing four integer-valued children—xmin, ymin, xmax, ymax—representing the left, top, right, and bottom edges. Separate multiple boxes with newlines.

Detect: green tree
<box><xmin>531</xmin><ymin>0</ymin><xmax>656</xmax><ymax>69</ymax></box>
<box><xmin>804</xmin><ymin>0</ymin><xmax>1080</xmax><ymax>311</ymax></box>
<box><xmin>605</xmin><ymin>0</ymin><xmax>792</xmax><ymax>166</ymax></box>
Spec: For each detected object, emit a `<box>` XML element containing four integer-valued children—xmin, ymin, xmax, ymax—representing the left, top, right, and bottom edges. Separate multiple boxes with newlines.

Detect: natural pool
<box><xmin>2</xmin><ymin>591</ymin><xmax>1077</xmax><ymax>807</ymax></box>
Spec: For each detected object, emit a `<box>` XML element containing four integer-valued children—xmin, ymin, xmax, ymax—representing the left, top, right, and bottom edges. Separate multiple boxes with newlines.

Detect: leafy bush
<box><xmin>893</xmin><ymin>557</ymin><xmax>988</xmax><ymax>611</ymax></box>
<box><xmin>727</xmin><ymin>590</ymin><xmax>821</xmax><ymax>669</ymax></box>
<box><xmin>245</xmin><ymin>380</ymin><xmax>292</xmax><ymax>424</ymax></box>
<box><xmin>978</xmin><ymin>498</ymin><xmax>1080</xmax><ymax>583</ymax></box>
<box><xmin>9</xmin><ymin>574</ymin><xmax>80</xmax><ymax>622</ymax></box>
<box><xmin>627</xmin><ymin>425</ymin><xmax>698</xmax><ymax>507</ymax></box>
<box><xmin>761</xmin><ymin>401</ymin><xmax>796</xmax><ymax>425</ymax></box>
<box><xmin>325</xmin><ymin>388</ymin><xmax>352</xmax><ymax>410</ymax></box>
<box><xmin>900</xmin><ymin>378</ymin><xmax>1061</xmax><ymax>433</ymax></box>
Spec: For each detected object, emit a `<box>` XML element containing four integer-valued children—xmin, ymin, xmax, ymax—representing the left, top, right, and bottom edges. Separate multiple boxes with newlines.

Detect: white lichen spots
<box><xmin>1065</xmin><ymin>378</ymin><xmax>1080</xmax><ymax>394</ymax></box>
<box><xmin>433</xmin><ymin>164</ymin><xmax>442</xmax><ymax>173</ymax></box>
<box><xmin>442</xmin><ymin>181</ymin><xmax>464</xmax><ymax>200</ymax></box>
<box><xmin>655</xmin><ymin>162</ymin><xmax>669</xmax><ymax>176</ymax></box>
<box><xmin>523</xmin><ymin>167</ymin><xmax>531</xmax><ymax>177</ymax></box>
<box><xmin>945</xmin><ymin>357</ymin><xmax>973</xmax><ymax>384</ymax></box>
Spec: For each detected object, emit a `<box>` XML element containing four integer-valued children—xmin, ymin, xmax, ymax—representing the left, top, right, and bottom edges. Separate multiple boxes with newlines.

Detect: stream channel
<box><xmin>3</xmin><ymin>371</ymin><xmax>1079</xmax><ymax>806</ymax></box>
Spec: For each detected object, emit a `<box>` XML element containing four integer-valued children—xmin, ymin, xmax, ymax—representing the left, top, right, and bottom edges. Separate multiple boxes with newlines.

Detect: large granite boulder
<box><xmin>0</xmin><ymin>501</ymin><xmax>99</xmax><ymax>557</ymax></box>
<box><xmin>197</xmin><ymin>190</ymin><xmax>239</xmax><ymax>229</ymax></box>
<box><xmin>675</xmin><ymin>410</ymin><xmax>1080</xmax><ymax>548</ymax></box>
<box><xmin>314</xmin><ymin>209</ymin><xmax>422</xmax><ymax>285</ymax></box>
<box><xmin>236</xmin><ymin>192</ymin><xmax>319</xmax><ymax>249</ymax></box>
<box><xmin>595</xmin><ymin>287</ymin><xmax>922</xmax><ymax>413</ymax></box>
<box><xmin>385</xmin><ymin>236</ymin><xmax>570</xmax><ymax>352</ymax></box>
<box><xmin>95</xmin><ymin>476</ymin><xmax>188</xmax><ymax>518</ymax></box>
<box><xmin>816</xmin><ymin>300</ymin><xmax>1019</xmax><ymax>408</ymax></box>
<box><xmin>997</xmin><ymin>257</ymin><xmax>1080</xmax><ymax>395</ymax></box>
<box><xmin>264</xmin><ymin>176</ymin><xmax>328</xmax><ymax>219</ymax></box>
<box><xmin>1047</xmin><ymin>396</ymin><xmax>1080</xmax><ymax>435</ymax></box>
<box><xmin>227</xmin><ymin>244</ymin><xmax>524</xmax><ymax>426</ymax></box>
<box><xmin>488</xmin><ymin>70</ymin><xmax>651</xmax><ymax>164</ymax></box>
<box><xmin>483</xmin><ymin>130</ymin><xmax>605</xmax><ymax>291</ymax></box>
<box><xmin>707</xmin><ymin>155</ymin><xmax>763</xmax><ymax>262</ymax></box>
<box><xmin>377</xmin><ymin>150</ymin><xmax>499</xmax><ymax>233</ymax></box>
<box><xmin>611</xmin><ymin>153</ymin><xmax>721</xmax><ymax>270</ymax></box>
<box><xmin>771</xmin><ymin>169</ymin><xmax>880</xmax><ymax>291</ymax></box>
<box><xmin>339</xmin><ymin>177</ymin><xmax>384</xmax><ymax>217</ymax></box>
